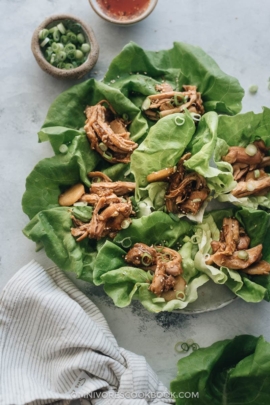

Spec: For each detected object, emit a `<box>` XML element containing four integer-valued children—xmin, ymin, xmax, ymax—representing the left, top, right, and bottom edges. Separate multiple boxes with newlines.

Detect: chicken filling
<box><xmin>147</xmin><ymin>153</ymin><xmax>210</xmax><ymax>215</ymax></box>
<box><xmin>125</xmin><ymin>243</ymin><xmax>186</xmax><ymax>300</ymax></box>
<box><xmin>222</xmin><ymin>140</ymin><xmax>270</xmax><ymax>198</ymax></box>
<box><xmin>142</xmin><ymin>83</ymin><xmax>204</xmax><ymax>121</ymax></box>
<box><xmin>206</xmin><ymin>217</ymin><xmax>270</xmax><ymax>275</ymax></box>
<box><xmin>84</xmin><ymin>100</ymin><xmax>138</xmax><ymax>164</ymax></box>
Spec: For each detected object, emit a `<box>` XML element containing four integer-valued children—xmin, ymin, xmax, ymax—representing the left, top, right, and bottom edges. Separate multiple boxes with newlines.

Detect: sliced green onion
<box><xmin>66</xmin><ymin>31</ymin><xmax>77</xmax><ymax>43</ymax></box>
<box><xmin>121</xmin><ymin>219</ymin><xmax>131</xmax><ymax>229</ymax></box>
<box><xmin>237</xmin><ymin>250</ymin><xmax>249</xmax><ymax>261</ymax></box>
<box><xmin>204</xmin><ymin>253</ymin><xmax>211</xmax><ymax>261</ymax></box>
<box><xmin>49</xmin><ymin>27</ymin><xmax>56</xmax><ymax>34</ymax></box>
<box><xmin>173</xmin><ymin>94</ymin><xmax>183</xmax><ymax>106</ymax></box>
<box><xmin>75</xmin><ymin>50</ymin><xmax>84</xmax><ymax>60</ymax></box>
<box><xmin>73</xmin><ymin>201</ymin><xmax>88</xmax><ymax>207</ymax></box>
<box><xmin>59</xmin><ymin>144</ymin><xmax>68</xmax><ymax>154</ymax></box>
<box><xmin>50</xmin><ymin>53</ymin><xmax>56</xmax><ymax>65</ymax></box>
<box><xmin>40</xmin><ymin>37</ymin><xmax>50</xmax><ymax>47</ymax></box>
<box><xmin>119</xmin><ymin>237</ymin><xmax>132</xmax><ymax>249</ymax></box>
<box><xmin>176</xmin><ymin>291</ymin><xmax>186</xmax><ymax>301</ymax></box>
<box><xmin>64</xmin><ymin>63</ymin><xmax>74</xmax><ymax>70</ymax></box>
<box><xmin>249</xmin><ymin>85</ymin><xmax>258</xmax><ymax>94</ymax></box>
<box><xmin>191</xmin><ymin>113</ymin><xmax>202</xmax><ymax>122</ymax></box>
<box><xmin>81</xmin><ymin>43</ymin><xmax>91</xmax><ymax>53</ymax></box>
<box><xmin>246</xmin><ymin>181</ymin><xmax>255</xmax><ymax>192</ymax></box>
<box><xmin>142</xmin><ymin>97</ymin><xmax>151</xmax><ymax>111</ymax></box>
<box><xmin>152</xmin><ymin>297</ymin><xmax>166</xmax><ymax>303</ymax></box>
<box><xmin>191</xmin><ymin>343</ymin><xmax>200</xmax><ymax>351</ymax></box>
<box><xmin>102</xmin><ymin>151</ymin><xmax>113</xmax><ymax>161</ymax></box>
<box><xmin>254</xmin><ymin>169</ymin><xmax>260</xmax><ymax>179</ymax></box>
<box><xmin>123</xmin><ymin>113</ymin><xmax>129</xmax><ymax>121</ymax></box>
<box><xmin>57</xmin><ymin>43</ymin><xmax>64</xmax><ymax>51</ymax></box>
<box><xmin>51</xmin><ymin>42</ymin><xmax>60</xmax><ymax>52</ymax></box>
<box><xmin>183</xmin><ymin>236</ymin><xmax>191</xmax><ymax>243</ymax></box>
<box><xmin>190</xmin><ymin>234</ymin><xmax>202</xmax><ymax>245</ymax></box>
<box><xmin>99</xmin><ymin>142</ymin><xmax>108</xmax><ymax>152</ymax></box>
<box><xmin>169</xmin><ymin>212</ymin><xmax>180</xmax><ymax>222</ymax></box>
<box><xmin>61</xmin><ymin>35</ymin><xmax>68</xmax><ymax>44</ymax></box>
<box><xmin>141</xmin><ymin>252</ymin><xmax>153</xmax><ymax>266</ymax></box>
<box><xmin>39</xmin><ymin>29</ymin><xmax>49</xmax><ymax>40</ymax></box>
<box><xmin>174</xmin><ymin>115</ymin><xmax>185</xmax><ymax>126</ymax></box>
<box><xmin>181</xmin><ymin>342</ymin><xmax>189</xmax><ymax>352</ymax></box>
<box><xmin>186</xmin><ymin>339</ymin><xmax>194</xmax><ymax>346</ymax></box>
<box><xmin>245</xmin><ymin>144</ymin><xmax>257</xmax><ymax>156</ymax></box>
<box><xmin>45</xmin><ymin>47</ymin><xmax>53</xmax><ymax>59</ymax></box>
<box><xmin>57</xmin><ymin>22</ymin><xmax>66</xmax><ymax>34</ymax></box>
<box><xmin>57</xmin><ymin>51</ymin><xmax>66</xmax><ymax>61</ymax></box>
<box><xmin>53</xmin><ymin>29</ymin><xmax>60</xmax><ymax>42</ymax></box>
<box><xmin>72</xmin><ymin>61</ymin><xmax>78</xmax><ymax>68</ymax></box>
<box><xmin>66</xmin><ymin>49</ymin><xmax>76</xmax><ymax>60</ymax></box>
<box><xmin>64</xmin><ymin>43</ymin><xmax>76</xmax><ymax>52</ymax></box>
<box><xmin>77</xmin><ymin>33</ymin><xmax>85</xmax><ymax>44</ymax></box>
<box><xmin>174</xmin><ymin>342</ymin><xmax>186</xmax><ymax>354</ymax></box>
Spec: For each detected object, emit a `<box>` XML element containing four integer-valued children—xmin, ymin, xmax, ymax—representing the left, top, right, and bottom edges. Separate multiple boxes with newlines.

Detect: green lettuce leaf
<box><xmin>93</xmin><ymin>212</ymin><xmax>209</xmax><ymax>312</ymax></box>
<box><xmin>104</xmin><ymin>41</ymin><xmax>244</xmax><ymax>115</ymax></box>
<box><xmin>194</xmin><ymin>208</ymin><xmax>270</xmax><ymax>302</ymax></box>
<box><xmin>170</xmin><ymin>335</ymin><xmax>270</xmax><ymax>405</ymax></box>
<box><xmin>215</xmin><ymin>107</ymin><xmax>270</xmax><ymax>209</ymax></box>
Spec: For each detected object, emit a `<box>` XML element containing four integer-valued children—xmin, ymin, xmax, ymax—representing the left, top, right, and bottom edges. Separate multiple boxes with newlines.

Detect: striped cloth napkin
<box><xmin>0</xmin><ymin>261</ymin><xmax>175</xmax><ymax>405</ymax></box>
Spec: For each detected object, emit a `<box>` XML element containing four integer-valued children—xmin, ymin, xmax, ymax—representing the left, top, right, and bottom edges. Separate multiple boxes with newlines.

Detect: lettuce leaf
<box><xmin>93</xmin><ymin>212</ymin><xmax>209</xmax><ymax>312</ymax></box>
<box><xmin>194</xmin><ymin>207</ymin><xmax>270</xmax><ymax>302</ymax></box>
<box><xmin>170</xmin><ymin>335</ymin><xmax>270</xmax><ymax>405</ymax></box>
<box><xmin>215</xmin><ymin>107</ymin><xmax>270</xmax><ymax>209</ymax></box>
<box><xmin>104</xmin><ymin>42</ymin><xmax>244</xmax><ymax>115</ymax></box>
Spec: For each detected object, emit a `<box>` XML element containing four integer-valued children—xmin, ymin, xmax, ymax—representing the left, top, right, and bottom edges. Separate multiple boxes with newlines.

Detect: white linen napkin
<box><xmin>0</xmin><ymin>261</ymin><xmax>174</xmax><ymax>405</ymax></box>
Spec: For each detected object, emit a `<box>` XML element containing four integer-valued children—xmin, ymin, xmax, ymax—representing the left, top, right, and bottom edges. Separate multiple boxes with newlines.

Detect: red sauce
<box><xmin>97</xmin><ymin>0</ymin><xmax>151</xmax><ymax>20</ymax></box>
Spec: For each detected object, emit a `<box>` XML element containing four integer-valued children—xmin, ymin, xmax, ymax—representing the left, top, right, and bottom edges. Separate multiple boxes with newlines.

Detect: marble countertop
<box><xmin>1</xmin><ymin>0</ymin><xmax>270</xmax><ymax>389</ymax></box>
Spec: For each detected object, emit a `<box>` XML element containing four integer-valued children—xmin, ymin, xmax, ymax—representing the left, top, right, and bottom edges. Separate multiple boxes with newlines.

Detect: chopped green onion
<box><xmin>191</xmin><ymin>343</ymin><xmax>200</xmax><ymax>351</ymax></box>
<box><xmin>57</xmin><ymin>22</ymin><xmax>66</xmax><ymax>34</ymax></box>
<box><xmin>121</xmin><ymin>219</ymin><xmax>131</xmax><ymax>229</ymax></box>
<box><xmin>181</xmin><ymin>343</ymin><xmax>190</xmax><ymax>352</ymax></box>
<box><xmin>174</xmin><ymin>115</ymin><xmax>185</xmax><ymax>126</ymax></box>
<box><xmin>204</xmin><ymin>253</ymin><xmax>211</xmax><ymax>261</ymax></box>
<box><xmin>51</xmin><ymin>42</ymin><xmax>60</xmax><ymax>52</ymax></box>
<box><xmin>103</xmin><ymin>151</ymin><xmax>113</xmax><ymax>161</ymax></box>
<box><xmin>176</xmin><ymin>291</ymin><xmax>185</xmax><ymax>301</ymax></box>
<box><xmin>57</xmin><ymin>51</ymin><xmax>66</xmax><ymax>61</ymax></box>
<box><xmin>191</xmin><ymin>113</ymin><xmax>201</xmax><ymax>122</ymax></box>
<box><xmin>77</xmin><ymin>33</ymin><xmax>85</xmax><ymax>44</ymax></box>
<box><xmin>81</xmin><ymin>43</ymin><xmax>91</xmax><ymax>53</ymax></box>
<box><xmin>245</xmin><ymin>144</ymin><xmax>257</xmax><ymax>156</ymax></box>
<box><xmin>123</xmin><ymin>113</ymin><xmax>129</xmax><ymax>121</ymax></box>
<box><xmin>39</xmin><ymin>29</ymin><xmax>49</xmax><ymax>40</ymax></box>
<box><xmin>237</xmin><ymin>250</ymin><xmax>249</xmax><ymax>261</ymax></box>
<box><xmin>174</xmin><ymin>342</ymin><xmax>186</xmax><ymax>353</ymax></box>
<box><xmin>152</xmin><ymin>297</ymin><xmax>166</xmax><ymax>303</ymax></box>
<box><xmin>169</xmin><ymin>212</ymin><xmax>180</xmax><ymax>222</ymax></box>
<box><xmin>75</xmin><ymin>50</ymin><xmax>84</xmax><ymax>60</ymax></box>
<box><xmin>53</xmin><ymin>29</ymin><xmax>60</xmax><ymax>42</ymax></box>
<box><xmin>246</xmin><ymin>181</ymin><xmax>255</xmax><ymax>192</ymax></box>
<box><xmin>183</xmin><ymin>236</ymin><xmax>191</xmax><ymax>243</ymax></box>
<box><xmin>49</xmin><ymin>27</ymin><xmax>56</xmax><ymax>34</ymax></box>
<box><xmin>66</xmin><ymin>31</ymin><xmax>77</xmax><ymax>43</ymax></box>
<box><xmin>64</xmin><ymin>43</ymin><xmax>76</xmax><ymax>52</ymax></box>
<box><xmin>119</xmin><ymin>237</ymin><xmax>132</xmax><ymax>249</ymax></box>
<box><xmin>59</xmin><ymin>144</ymin><xmax>68</xmax><ymax>154</ymax></box>
<box><xmin>72</xmin><ymin>61</ymin><xmax>78</xmax><ymax>68</ymax></box>
<box><xmin>57</xmin><ymin>43</ymin><xmax>64</xmax><ymax>51</ymax></box>
<box><xmin>142</xmin><ymin>97</ymin><xmax>151</xmax><ymax>111</ymax></box>
<box><xmin>190</xmin><ymin>234</ymin><xmax>201</xmax><ymax>245</ymax></box>
<box><xmin>61</xmin><ymin>35</ymin><xmax>68</xmax><ymax>44</ymax></box>
<box><xmin>173</xmin><ymin>94</ymin><xmax>184</xmax><ymax>106</ymax></box>
<box><xmin>50</xmin><ymin>53</ymin><xmax>56</xmax><ymax>65</ymax></box>
<box><xmin>141</xmin><ymin>252</ymin><xmax>153</xmax><ymax>266</ymax></box>
<box><xmin>66</xmin><ymin>49</ymin><xmax>76</xmax><ymax>60</ymax></box>
<box><xmin>64</xmin><ymin>63</ymin><xmax>74</xmax><ymax>70</ymax></box>
<box><xmin>254</xmin><ymin>169</ymin><xmax>260</xmax><ymax>179</ymax></box>
<box><xmin>40</xmin><ymin>37</ymin><xmax>50</xmax><ymax>47</ymax></box>
<box><xmin>99</xmin><ymin>142</ymin><xmax>108</xmax><ymax>152</ymax></box>
<box><xmin>73</xmin><ymin>202</ymin><xmax>88</xmax><ymax>207</ymax></box>
<box><xmin>249</xmin><ymin>85</ymin><xmax>258</xmax><ymax>94</ymax></box>
<box><xmin>186</xmin><ymin>339</ymin><xmax>194</xmax><ymax>346</ymax></box>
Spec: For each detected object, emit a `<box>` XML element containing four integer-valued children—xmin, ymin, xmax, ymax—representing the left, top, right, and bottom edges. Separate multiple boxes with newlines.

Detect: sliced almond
<box><xmin>58</xmin><ymin>184</ymin><xmax>85</xmax><ymax>206</ymax></box>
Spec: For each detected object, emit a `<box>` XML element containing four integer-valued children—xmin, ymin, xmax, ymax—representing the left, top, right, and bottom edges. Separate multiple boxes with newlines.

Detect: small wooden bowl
<box><xmin>89</xmin><ymin>0</ymin><xmax>158</xmax><ymax>26</ymax></box>
<box><xmin>31</xmin><ymin>14</ymin><xmax>99</xmax><ymax>79</ymax></box>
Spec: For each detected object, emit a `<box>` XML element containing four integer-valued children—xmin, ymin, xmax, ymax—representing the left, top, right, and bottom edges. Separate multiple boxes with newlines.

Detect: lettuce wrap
<box><xmin>131</xmin><ymin>110</ymin><xmax>235</xmax><ymax>222</ymax></box>
<box><xmin>215</xmin><ymin>107</ymin><xmax>270</xmax><ymax>209</ymax></box>
<box><xmin>103</xmin><ymin>42</ymin><xmax>244</xmax><ymax>115</ymax></box>
<box><xmin>170</xmin><ymin>335</ymin><xmax>270</xmax><ymax>405</ymax></box>
<box><xmin>194</xmin><ymin>207</ymin><xmax>270</xmax><ymax>302</ymax></box>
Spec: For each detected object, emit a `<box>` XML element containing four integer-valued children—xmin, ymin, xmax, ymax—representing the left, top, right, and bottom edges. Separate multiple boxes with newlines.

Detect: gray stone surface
<box><xmin>1</xmin><ymin>0</ymin><xmax>270</xmax><ymax>390</ymax></box>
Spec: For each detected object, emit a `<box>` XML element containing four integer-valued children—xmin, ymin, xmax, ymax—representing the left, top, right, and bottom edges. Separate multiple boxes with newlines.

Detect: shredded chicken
<box><xmin>125</xmin><ymin>244</ymin><xmax>184</xmax><ymax>298</ymax></box>
<box><xmin>147</xmin><ymin>153</ymin><xmax>210</xmax><ymax>215</ymax></box>
<box><xmin>70</xmin><ymin>172</ymin><xmax>136</xmax><ymax>241</ymax></box>
<box><xmin>84</xmin><ymin>100</ymin><xmax>138</xmax><ymax>164</ymax></box>
<box><xmin>222</xmin><ymin>140</ymin><xmax>270</xmax><ymax>198</ymax></box>
<box><xmin>206</xmin><ymin>217</ymin><xmax>270</xmax><ymax>275</ymax></box>
<box><xmin>143</xmin><ymin>84</ymin><xmax>204</xmax><ymax>121</ymax></box>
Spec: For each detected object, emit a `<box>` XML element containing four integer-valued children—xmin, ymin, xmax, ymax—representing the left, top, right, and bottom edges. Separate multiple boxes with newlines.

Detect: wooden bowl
<box><xmin>31</xmin><ymin>14</ymin><xmax>99</xmax><ymax>79</ymax></box>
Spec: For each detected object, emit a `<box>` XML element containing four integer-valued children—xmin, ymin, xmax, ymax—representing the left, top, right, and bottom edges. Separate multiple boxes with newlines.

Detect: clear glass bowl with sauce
<box><xmin>89</xmin><ymin>0</ymin><xmax>158</xmax><ymax>25</ymax></box>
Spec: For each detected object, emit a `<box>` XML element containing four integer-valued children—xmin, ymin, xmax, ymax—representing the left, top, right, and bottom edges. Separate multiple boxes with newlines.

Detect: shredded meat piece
<box><xmin>125</xmin><ymin>244</ymin><xmax>183</xmax><ymax>297</ymax></box>
<box><xmin>84</xmin><ymin>100</ymin><xmax>138</xmax><ymax>164</ymax></box>
<box><xmin>165</xmin><ymin>154</ymin><xmax>210</xmax><ymax>215</ymax></box>
<box><xmin>70</xmin><ymin>173</ymin><xmax>135</xmax><ymax>241</ymax></box>
<box><xmin>222</xmin><ymin>140</ymin><xmax>270</xmax><ymax>198</ymax></box>
<box><xmin>143</xmin><ymin>85</ymin><xmax>204</xmax><ymax>121</ymax></box>
<box><xmin>206</xmin><ymin>217</ymin><xmax>270</xmax><ymax>275</ymax></box>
